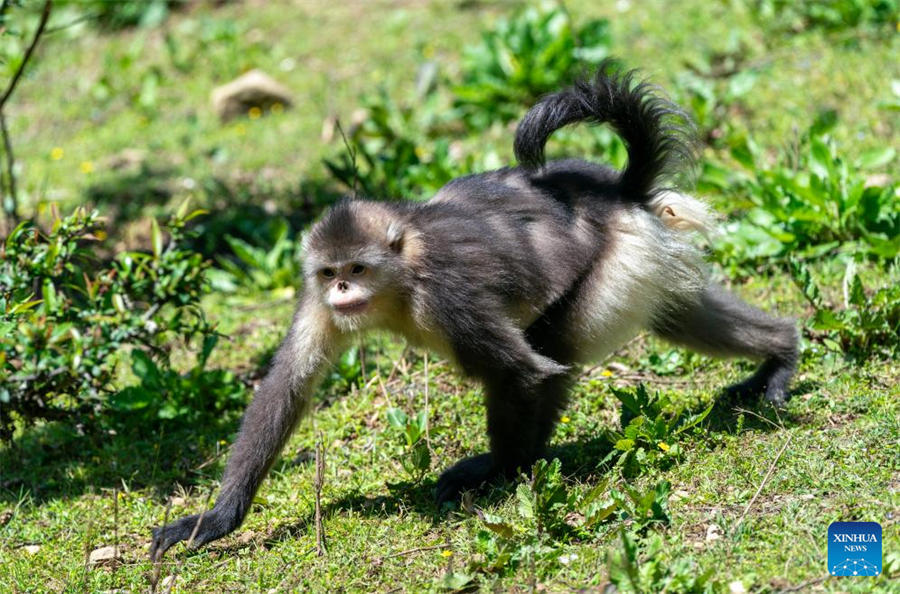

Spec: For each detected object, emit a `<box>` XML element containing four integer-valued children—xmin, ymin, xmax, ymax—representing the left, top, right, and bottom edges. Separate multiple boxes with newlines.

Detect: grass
<box><xmin>2</xmin><ymin>0</ymin><xmax>898</xmax><ymax>592</ymax></box>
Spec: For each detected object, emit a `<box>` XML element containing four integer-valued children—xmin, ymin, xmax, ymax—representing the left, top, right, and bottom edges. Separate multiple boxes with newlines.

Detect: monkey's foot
<box><xmin>724</xmin><ymin>359</ymin><xmax>793</xmax><ymax>407</ymax></box>
<box><xmin>435</xmin><ymin>453</ymin><xmax>499</xmax><ymax>505</ymax></box>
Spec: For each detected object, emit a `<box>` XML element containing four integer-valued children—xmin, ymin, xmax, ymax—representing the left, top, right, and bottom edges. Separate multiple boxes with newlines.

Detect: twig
<box><xmin>162</xmin><ymin>492</ymin><xmax>213</xmax><ymax>594</ymax></box>
<box><xmin>149</xmin><ymin>499</ymin><xmax>172</xmax><ymax>593</ymax></box>
<box><xmin>423</xmin><ymin>351</ymin><xmax>434</xmax><ymax>458</ymax></box>
<box><xmin>44</xmin><ymin>11</ymin><xmax>95</xmax><ymax>34</ymax></box>
<box><xmin>775</xmin><ymin>576</ymin><xmax>828</xmax><ymax>593</ymax></box>
<box><xmin>335</xmin><ymin>119</ymin><xmax>360</xmax><ymax>198</ymax></box>
<box><xmin>113</xmin><ymin>487</ymin><xmax>119</xmax><ymax>570</ymax></box>
<box><xmin>376</xmin><ymin>372</ymin><xmax>396</xmax><ymax>409</ymax></box>
<box><xmin>0</xmin><ymin>0</ymin><xmax>52</xmax><ymax>111</ymax></box>
<box><xmin>0</xmin><ymin>112</ymin><xmax>16</xmax><ymax>215</ymax></box>
<box><xmin>732</xmin><ymin>431</ymin><xmax>793</xmax><ymax>534</ymax></box>
<box><xmin>379</xmin><ymin>543</ymin><xmax>449</xmax><ymax>561</ymax></box>
<box><xmin>314</xmin><ymin>434</ymin><xmax>326</xmax><ymax>556</ymax></box>
<box><xmin>733</xmin><ymin>407</ymin><xmax>783</xmax><ymax>431</ymax></box>
<box><xmin>81</xmin><ymin>513</ymin><xmax>94</xmax><ymax>593</ymax></box>
<box><xmin>385</xmin><ymin>345</ymin><xmax>410</xmax><ymax>384</ymax></box>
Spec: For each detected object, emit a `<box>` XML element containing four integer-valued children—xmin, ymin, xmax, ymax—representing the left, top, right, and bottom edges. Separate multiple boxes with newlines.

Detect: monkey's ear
<box><xmin>386</xmin><ymin>221</ymin><xmax>404</xmax><ymax>253</ymax></box>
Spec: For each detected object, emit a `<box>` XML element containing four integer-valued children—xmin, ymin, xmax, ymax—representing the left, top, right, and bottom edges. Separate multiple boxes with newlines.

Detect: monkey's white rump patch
<box><xmin>570</xmin><ymin>207</ymin><xmax>706</xmax><ymax>362</ymax></box>
<box><xmin>648</xmin><ymin>191</ymin><xmax>714</xmax><ymax>235</ymax></box>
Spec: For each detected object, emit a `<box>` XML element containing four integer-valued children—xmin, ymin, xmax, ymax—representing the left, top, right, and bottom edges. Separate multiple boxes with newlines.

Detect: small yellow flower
<box><xmin>600</xmin><ymin>370</ymin><xmax>613</xmax><ymax>377</ymax></box>
<box><xmin>658</xmin><ymin>442</ymin><xmax>670</xmax><ymax>452</ymax></box>
<box><xmin>218</xmin><ymin>439</ymin><xmax>227</xmax><ymax>446</ymax></box>
<box><xmin>80</xmin><ymin>161</ymin><xmax>94</xmax><ymax>174</ymax></box>
<box><xmin>561</xmin><ymin>415</ymin><xmax>571</xmax><ymax>424</ymax></box>
<box><xmin>271</xmin><ymin>102</ymin><xmax>284</xmax><ymax>114</ymax></box>
<box><xmin>248</xmin><ymin>106</ymin><xmax>262</xmax><ymax>120</ymax></box>
<box><xmin>441</xmin><ymin>549</ymin><xmax>453</xmax><ymax>558</ymax></box>
<box><xmin>50</xmin><ymin>147</ymin><xmax>64</xmax><ymax>160</ymax></box>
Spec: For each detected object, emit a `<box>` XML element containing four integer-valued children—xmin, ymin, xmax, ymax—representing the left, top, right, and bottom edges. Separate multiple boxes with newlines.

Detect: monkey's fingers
<box><xmin>151</xmin><ymin>515</ymin><xmax>197</xmax><ymax>560</ymax></box>
<box><xmin>150</xmin><ymin>507</ymin><xmax>245</xmax><ymax>559</ymax></box>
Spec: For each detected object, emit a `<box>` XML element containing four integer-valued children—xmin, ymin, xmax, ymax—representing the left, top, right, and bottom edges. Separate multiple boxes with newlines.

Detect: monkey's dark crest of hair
<box><xmin>514</xmin><ymin>61</ymin><xmax>696</xmax><ymax>200</ymax></box>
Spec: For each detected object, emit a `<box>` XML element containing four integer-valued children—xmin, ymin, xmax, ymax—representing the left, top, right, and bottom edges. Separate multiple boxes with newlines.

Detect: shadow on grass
<box><xmin>0</xmin><ymin>411</ymin><xmax>242</xmax><ymax>506</ymax></box>
<box><xmin>184</xmin><ymin>176</ymin><xmax>345</xmax><ymax>259</ymax></box>
<box><xmin>253</xmin><ymin>434</ymin><xmax>654</xmax><ymax>552</ymax></box>
<box><xmin>82</xmin><ymin>166</ymin><xmax>346</xmax><ymax>257</ymax></box>
<box><xmin>86</xmin><ymin>163</ymin><xmax>175</xmax><ymax>225</ymax></box>
<box><xmin>254</xmin><ymin>388</ymin><xmax>807</xmax><ymax>551</ymax></box>
<box><xmin>1</xmin><ymin>376</ymin><xmax>809</xmax><ymax>537</ymax></box>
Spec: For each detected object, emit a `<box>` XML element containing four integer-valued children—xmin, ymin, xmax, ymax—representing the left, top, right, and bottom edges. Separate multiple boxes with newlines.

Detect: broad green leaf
<box><xmin>857</xmin><ymin>147</ymin><xmax>896</xmax><ymax>170</ymax></box>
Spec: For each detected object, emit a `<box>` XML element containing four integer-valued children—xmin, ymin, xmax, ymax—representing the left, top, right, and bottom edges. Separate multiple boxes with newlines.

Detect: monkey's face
<box><xmin>317</xmin><ymin>262</ymin><xmax>375</xmax><ymax>317</ymax></box>
<box><xmin>309</xmin><ymin>252</ymin><xmax>405</xmax><ymax>332</ymax></box>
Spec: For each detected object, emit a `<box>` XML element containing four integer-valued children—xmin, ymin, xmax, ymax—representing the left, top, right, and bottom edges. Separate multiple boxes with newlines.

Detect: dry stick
<box><xmin>163</xmin><ymin>492</ymin><xmax>213</xmax><ymax>594</ymax></box>
<box><xmin>81</xmin><ymin>513</ymin><xmax>94</xmax><ymax>593</ymax></box>
<box><xmin>379</xmin><ymin>543</ymin><xmax>450</xmax><ymax>561</ymax></box>
<box><xmin>314</xmin><ymin>435</ymin><xmax>327</xmax><ymax>556</ymax></box>
<box><xmin>423</xmin><ymin>352</ymin><xmax>435</xmax><ymax>458</ymax></box>
<box><xmin>0</xmin><ymin>0</ymin><xmax>51</xmax><ymax>221</ymax></box>
<box><xmin>732</xmin><ymin>431</ymin><xmax>794</xmax><ymax>535</ymax></box>
<box><xmin>149</xmin><ymin>500</ymin><xmax>173</xmax><ymax>594</ymax></box>
<box><xmin>335</xmin><ymin>119</ymin><xmax>360</xmax><ymax>198</ymax></box>
<box><xmin>733</xmin><ymin>407</ymin><xmax>784</xmax><ymax>431</ymax></box>
<box><xmin>0</xmin><ymin>113</ymin><xmax>15</xmax><ymax>210</ymax></box>
<box><xmin>0</xmin><ymin>0</ymin><xmax>52</xmax><ymax>110</ymax></box>
<box><xmin>385</xmin><ymin>345</ymin><xmax>410</xmax><ymax>384</ymax></box>
<box><xmin>376</xmin><ymin>372</ymin><xmax>397</xmax><ymax>409</ymax></box>
<box><xmin>113</xmin><ymin>487</ymin><xmax>119</xmax><ymax>570</ymax></box>
<box><xmin>776</xmin><ymin>576</ymin><xmax>828</xmax><ymax>593</ymax></box>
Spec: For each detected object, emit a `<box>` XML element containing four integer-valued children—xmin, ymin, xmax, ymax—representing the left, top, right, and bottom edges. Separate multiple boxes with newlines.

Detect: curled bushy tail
<box><xmin>514</xmin><ymin>61</ymin><xmax>696</xmax><ymax>201</ymax></box>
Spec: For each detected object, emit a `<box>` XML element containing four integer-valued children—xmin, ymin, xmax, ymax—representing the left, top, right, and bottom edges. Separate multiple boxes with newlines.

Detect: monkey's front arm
<box><xmin>150</xmin><ymin>296</ymin><xmax>340</xmax><ymax>558</ymax></box>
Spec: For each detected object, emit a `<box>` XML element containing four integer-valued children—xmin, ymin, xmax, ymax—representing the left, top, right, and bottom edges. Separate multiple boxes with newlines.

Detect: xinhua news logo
<box><xmin>828</xmin><ymin>521</ymin><xmax>881</xmax><ymax>577</ymax></box>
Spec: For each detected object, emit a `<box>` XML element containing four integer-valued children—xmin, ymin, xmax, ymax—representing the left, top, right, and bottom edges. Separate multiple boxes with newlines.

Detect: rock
<box><xmin>705</xmin><ymin>523</ymin><xmax>722</xmax><ymax>542</ymax></box>
<box><xmin>728</xmin><ymin>580</ymin><xmax>747</xmax><ymax>593</ymax></box>
<box><xmin>88</xmin><ymin>545</ymin><xmax>120</xmax><ymax>566</ymax></box>
<box><xmin>23</xmin><ymin>544</ymin><xmax>40</xmax><ymax>555</ymax></box>
<box><xmin>211</xmin><ymin>69</ymin><xmax>293</xmax><ymax>122</ymax></box>
<box><xmin>864</xmin><ymin>173</ymin><xmax>890</xmax><ymax>188</ymax></box>
<box><xmin>103</xmin><ymin>148</ymin><xmax>147</xmax><ymax>174</ymax></box>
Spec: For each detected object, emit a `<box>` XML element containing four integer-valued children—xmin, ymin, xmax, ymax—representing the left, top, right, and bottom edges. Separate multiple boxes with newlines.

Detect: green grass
<box><xmin>2</xmin><ymin>0</ymin><xmax>898</xmax><ymax>591</ymax></box>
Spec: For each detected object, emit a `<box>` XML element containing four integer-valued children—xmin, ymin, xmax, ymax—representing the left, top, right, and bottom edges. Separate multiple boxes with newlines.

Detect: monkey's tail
<box><xmin>513</xmin><ymin>60</ymin><xmax>696</xmax><ymax>201</ymax></box>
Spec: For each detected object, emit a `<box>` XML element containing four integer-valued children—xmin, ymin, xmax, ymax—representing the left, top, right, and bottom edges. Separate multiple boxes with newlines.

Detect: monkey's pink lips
<box><xmin>333</xmin><ymin>300</ymin><xmax>369</xmax><ymax>315</ymax></box>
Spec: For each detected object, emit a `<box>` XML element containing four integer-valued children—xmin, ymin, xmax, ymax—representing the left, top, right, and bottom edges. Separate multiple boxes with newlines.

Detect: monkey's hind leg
<box><xmin>652</xmin><ymin>283</ymin><xmax>799</xmax><ymax>405</ymax></box>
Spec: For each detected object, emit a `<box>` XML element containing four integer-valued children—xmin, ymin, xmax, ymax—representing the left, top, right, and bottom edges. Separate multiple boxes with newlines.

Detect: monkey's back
<box><xmin>411</xmin><ymin>161</ymin><xmax>624</xmax><ymax>324</ymax></box>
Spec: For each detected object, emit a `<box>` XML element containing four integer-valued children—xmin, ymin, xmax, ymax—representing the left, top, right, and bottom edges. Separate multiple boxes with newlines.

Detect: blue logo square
<box><xmin>828</xmin><ymin>521</ymin><xmax>881</xmax><ymax>577</ymax></box>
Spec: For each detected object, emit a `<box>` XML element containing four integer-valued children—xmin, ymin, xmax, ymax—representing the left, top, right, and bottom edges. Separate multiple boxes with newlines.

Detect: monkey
<box><xmin>150</xmin><ymin>62</ymin><xmax>798</xmax><ymax>558</ymax></box>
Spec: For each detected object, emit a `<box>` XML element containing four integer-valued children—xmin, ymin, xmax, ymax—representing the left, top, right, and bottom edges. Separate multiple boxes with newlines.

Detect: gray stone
<box><xmin>211</xmin><ymin>69</ymin><xmax>293</xmax><ymax>122</ymax></box>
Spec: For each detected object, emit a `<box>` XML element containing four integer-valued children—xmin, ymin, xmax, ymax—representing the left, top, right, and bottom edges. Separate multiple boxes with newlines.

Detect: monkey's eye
<box><xmin>320</xmin><ymin>268</ymin><xmax>336</xmax><ymax>279</ymax></box>
<box><xmin>350</xmin><ymin>264</ymin><xmax>367</xmax><ymax>276</ymax></box>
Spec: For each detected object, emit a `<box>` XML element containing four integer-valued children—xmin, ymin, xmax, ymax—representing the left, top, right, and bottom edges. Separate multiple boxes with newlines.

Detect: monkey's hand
<box><xmin>150</xmin><ymin>507</ymin><xmax>241</xmax><ymax>560</ymax></box>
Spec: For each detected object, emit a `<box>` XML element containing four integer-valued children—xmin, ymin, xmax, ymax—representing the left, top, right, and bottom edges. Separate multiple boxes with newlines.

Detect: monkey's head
<box><xmin>303</xmin><ymin>201</ymin><xmax>418</xmax><ymax>329</ymax></box>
